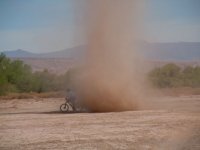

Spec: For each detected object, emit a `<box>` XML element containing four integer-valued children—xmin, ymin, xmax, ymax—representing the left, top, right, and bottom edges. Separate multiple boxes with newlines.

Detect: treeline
<box><xmin>1</xmin><ymin>54</ymin><xmax>200</xmax><ymax>95</ymax></box>
<box><xmin>0</xmin><ymin>53</ymin><xmax>74</xmax><ymax>95</ymax></box>
<box><xmin>149</xmin><ymin>63</ymin><xmax>200</xmax><ymax>88</ymax></box>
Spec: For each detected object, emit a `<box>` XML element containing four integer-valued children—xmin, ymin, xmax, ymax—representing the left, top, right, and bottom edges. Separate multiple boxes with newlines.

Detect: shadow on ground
<box><xmin>0</xmin><ymin>110</ymin><xmax>88</xmax><ymax>115</ymax></box>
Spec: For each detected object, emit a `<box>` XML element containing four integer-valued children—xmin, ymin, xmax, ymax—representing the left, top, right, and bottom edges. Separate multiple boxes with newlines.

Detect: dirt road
<box><xmin>0</xmin><ymin>96</ymin><xmax>200</xmax><ymax>150</ymax></box>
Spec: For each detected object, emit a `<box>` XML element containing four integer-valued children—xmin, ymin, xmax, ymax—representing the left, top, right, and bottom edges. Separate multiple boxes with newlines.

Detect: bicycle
<box><xmin>60</xmin><ymin>97</ymin><xmax>75</xmax><ymax>112</ymax></box>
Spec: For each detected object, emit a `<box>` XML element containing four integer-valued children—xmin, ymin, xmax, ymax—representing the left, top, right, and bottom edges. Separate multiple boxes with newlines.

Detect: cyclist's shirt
<box><xmin>67</xmin><ymin>91</ymin><xmax>76</xmax><ymax>103</ymax></box>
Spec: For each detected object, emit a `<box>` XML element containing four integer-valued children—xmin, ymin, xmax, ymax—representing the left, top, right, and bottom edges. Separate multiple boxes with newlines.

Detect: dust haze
<box><xmin>73</xmin><ymin>1</ymin><xmax>147</xmax><ymax>112</ymax></box>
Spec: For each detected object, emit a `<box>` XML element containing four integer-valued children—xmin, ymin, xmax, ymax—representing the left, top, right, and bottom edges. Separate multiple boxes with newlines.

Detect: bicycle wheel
<box><xmin>60</xmin><ymin>103</ymin><xmax>69</xmax><ymax>112</ymax></box>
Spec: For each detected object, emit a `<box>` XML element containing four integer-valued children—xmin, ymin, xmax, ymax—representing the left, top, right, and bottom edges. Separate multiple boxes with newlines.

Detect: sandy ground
<box><xmin>0</xmin><ymin>96</ymin><xmax>200</xmax><ymax>150</ymax></box>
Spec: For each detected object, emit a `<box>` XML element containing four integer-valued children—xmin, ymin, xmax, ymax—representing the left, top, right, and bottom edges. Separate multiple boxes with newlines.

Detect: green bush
<box><xmin>0</xmin><ymin>54</ymin><xmax>74</xmax><ymax>95</ymax></box>
<box><xmin>149</xmin><ymin>63</ymin><xmax>200</xmax><ymax>88</ymax></box>
<box><xmin>1</xmin><ymin>53</ymin><xmax>199</xmax><ymax>95</ymax></box>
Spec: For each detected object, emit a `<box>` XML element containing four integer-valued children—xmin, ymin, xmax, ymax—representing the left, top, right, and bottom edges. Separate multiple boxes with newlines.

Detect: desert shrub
<box><xmin>57</xmin><ymin>68</ymin><xmax>78</xmax><ymax>91</ymax></box>
<box><xmin>149</xmin><ymin>63</ymin><xmax>200</xmax><ymax>88</ymax></box>
<box><xmin>32</xmin><ymin>69</ymin><xmax>57</xmax><ymax>92</ymax></box>
<box><xmin>0</xmin><ymin>54</ymin><xmax>18</xmax><ymax>94</ymax></box>
<box><xmin>0</xmin><ymin>54</ymin><xmax>73</xmax><ymax>95</ymax></box>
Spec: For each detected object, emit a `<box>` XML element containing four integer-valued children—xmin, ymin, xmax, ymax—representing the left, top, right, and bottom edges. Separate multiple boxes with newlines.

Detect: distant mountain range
<box><xmin>1</xmin><ymin>42</ymin><xmax>200</xmax><ymax>61</ymax></box>
<box><xmin>140</xmin><ymin>42</ymin><xmax>200</xmax><ymax>61</ymax></box>
<box><xmin>2</xmin><ymin>49</ymin><xmax>37</xmax><ymax>58</ymax></box>
<box><xmin>1</xmin><ymin>46</ymin><xmax>86</xmax><ymax>59</ymax></box>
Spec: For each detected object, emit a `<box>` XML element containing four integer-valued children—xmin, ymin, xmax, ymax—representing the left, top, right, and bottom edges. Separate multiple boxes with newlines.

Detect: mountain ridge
<box><xmin>1</xmin><ymin>46</ymin><xmax>86</xmax><ymax>59</ymax></box>
<box><xmin>1</xmin><ymin>42</ymin><xmax>200</xmax><ymax>61</ymax></box>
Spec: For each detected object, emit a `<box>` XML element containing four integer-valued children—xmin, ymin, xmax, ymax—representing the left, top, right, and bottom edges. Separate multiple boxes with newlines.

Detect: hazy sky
<box><xmin>0</xmin><ymin>0</ymin><xmax>200</xmax><ymax>52</ymax></box>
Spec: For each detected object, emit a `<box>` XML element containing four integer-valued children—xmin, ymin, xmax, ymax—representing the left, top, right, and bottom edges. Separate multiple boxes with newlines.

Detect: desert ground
<box><xmin>0</xmin><ymin>95</ymin><xmax>200</xmax><ymax>150</ymax></box>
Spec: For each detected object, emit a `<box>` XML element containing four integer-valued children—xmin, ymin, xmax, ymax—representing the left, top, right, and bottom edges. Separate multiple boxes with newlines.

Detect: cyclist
<box><xmin>66</xmin><ymin>89</ymin><xmax>77</xmax><ymax>111</ymax></box>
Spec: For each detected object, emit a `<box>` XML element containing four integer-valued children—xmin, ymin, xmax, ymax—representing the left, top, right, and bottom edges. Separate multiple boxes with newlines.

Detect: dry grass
<box><xmin>0</xmin><ymin>91</ymin><xmax>64</xmax><ymax>100</ymax></box>
<box><xmin>1</xmin><ymin>88</ymin><xmax>199</xmax><ymax>100</ymax></box>
<box><xmin>154</xmin><ymin>87</ymin><xmax>200</xmax><ymax>96</ymax></box>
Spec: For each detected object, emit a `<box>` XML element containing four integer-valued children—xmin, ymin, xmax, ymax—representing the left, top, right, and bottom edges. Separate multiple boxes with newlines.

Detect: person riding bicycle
<box><xmin>65</xmin><ymin>88</ymin><xmax>77</xmax><ymax>111</ymax></box>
